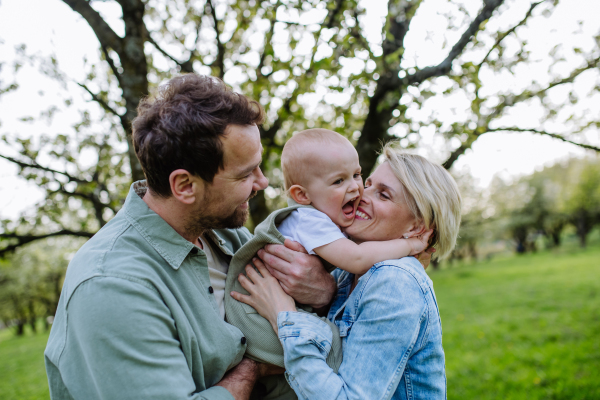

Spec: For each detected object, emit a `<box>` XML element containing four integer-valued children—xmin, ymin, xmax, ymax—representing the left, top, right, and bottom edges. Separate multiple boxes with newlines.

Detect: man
<box><xmin>44</xmin><ymin>74</ymin><xmax>336</xmax><ymax>399</ymax></box>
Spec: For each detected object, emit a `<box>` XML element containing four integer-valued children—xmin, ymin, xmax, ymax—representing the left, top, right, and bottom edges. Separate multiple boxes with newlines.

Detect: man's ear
<box><xmin>288</xmin><ymin>185</ymin><xmax>311</xmax><ymax>205</ymax></box>
<box><xmin>169</xmin><ymin>169</ymin><xmax>199</xmax><ymax>205</ymax></box>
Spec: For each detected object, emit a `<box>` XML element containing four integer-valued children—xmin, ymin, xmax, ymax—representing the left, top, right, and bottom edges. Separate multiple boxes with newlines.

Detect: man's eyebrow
<box><xmin>239</xmin><ymin>159</ymin><xmax>262</xmax><ymax>176</ymax></box>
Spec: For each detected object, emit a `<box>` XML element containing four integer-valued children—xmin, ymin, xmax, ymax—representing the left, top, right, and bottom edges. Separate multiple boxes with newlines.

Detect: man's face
<box><xmin>191</xmin><ymin>124</ymin><xmax>268</xmax><ymax>231</ymax></box>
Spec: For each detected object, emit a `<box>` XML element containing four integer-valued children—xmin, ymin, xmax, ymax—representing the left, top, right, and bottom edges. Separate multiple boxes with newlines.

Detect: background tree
<box><xmin>1</xmin><ymin>0</ymin><xmax>600</xmax><ymax>256</ymax></box>
<box><xmin>0</xmin><ymin>237</ymin><xmax>83</xmax><ymax>335</ymax></box>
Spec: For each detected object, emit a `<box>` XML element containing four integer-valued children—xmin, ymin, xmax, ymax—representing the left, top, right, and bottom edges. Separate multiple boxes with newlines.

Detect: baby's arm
<box><xmin>314</xmin><ymin>230</ymin><xmax>433</xmax><ymax>275</ymax></box>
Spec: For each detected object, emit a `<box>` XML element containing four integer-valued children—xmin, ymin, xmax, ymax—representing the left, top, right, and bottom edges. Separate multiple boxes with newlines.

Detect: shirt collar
<box><xmin>122</xmin><ymin>181</ymin><xmax>197</xmax><ymax>270</ymax></box>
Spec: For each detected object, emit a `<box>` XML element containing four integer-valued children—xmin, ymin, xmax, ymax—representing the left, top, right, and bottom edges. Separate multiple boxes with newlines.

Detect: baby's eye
<box><xmin>333</xmin><ymin>179</ymin><xmax>343</xmax><ymax>185</ymax></box>
<box><xmin>353</xmin><ymin>173</ymin><xmax>362</xmax><ymax>179</ymax></box>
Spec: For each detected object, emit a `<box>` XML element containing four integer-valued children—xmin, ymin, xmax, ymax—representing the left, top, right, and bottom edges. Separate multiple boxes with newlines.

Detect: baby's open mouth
<box><xmin>342</xmin><ymin>197</ymin><xmax>358</xmax><ymax>218</ymax></box>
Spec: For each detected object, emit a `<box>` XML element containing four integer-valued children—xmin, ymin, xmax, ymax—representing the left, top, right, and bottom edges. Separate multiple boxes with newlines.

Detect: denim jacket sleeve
<box><xmin>277</xmin><ymin>263</ymin><xmax>430</xmax><ymax>400</ymax></box>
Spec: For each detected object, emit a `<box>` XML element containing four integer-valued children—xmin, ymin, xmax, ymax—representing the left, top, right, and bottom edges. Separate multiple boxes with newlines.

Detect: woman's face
<box><xmin>345</xmin><ymin>162</ymin><xmax>419</xmax><ymax>243</ymax></box>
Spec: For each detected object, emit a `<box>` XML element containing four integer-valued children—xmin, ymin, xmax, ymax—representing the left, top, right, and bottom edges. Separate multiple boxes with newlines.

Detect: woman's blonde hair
<box><xmin>383</xmin><ymin>142</ymin><xmax>462</xmax><ymax>260</ymax></box>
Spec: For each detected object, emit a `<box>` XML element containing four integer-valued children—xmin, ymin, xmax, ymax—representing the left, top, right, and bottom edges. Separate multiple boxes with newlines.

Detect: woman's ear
<box><xmin>169</xmin><ymin>169</ymin><xmax>198</xmax><ymax>205</ymax></box>
<box><xmin>403</xmin><ymin>220</ymin><xmax>427</xmax><ymax>239</ymax></box>
<box><xmin>288</xmin><ymin>185</ymin><xmax>311</xmax><ymax>205</ymax></box>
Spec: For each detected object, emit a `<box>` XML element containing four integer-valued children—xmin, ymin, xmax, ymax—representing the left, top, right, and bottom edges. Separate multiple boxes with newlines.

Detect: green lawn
<box><xmin>432</xmin><ymin>245</ymin><xmax>600</xmax><ymax>399</ymax></box>
<box><xmin>1</xmin><ymin>244</ymin><xmax>599</xmax><ymax>399</ymax></box>
<box><xmin>0</xmin><ymin>325</ymin><xmax>50</xmax><ymax>400</ymax></box>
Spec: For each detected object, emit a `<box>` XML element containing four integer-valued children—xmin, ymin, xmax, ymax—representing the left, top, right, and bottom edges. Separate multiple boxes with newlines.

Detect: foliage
<box><xmin>1</xmin><ymin>0</ymin><xmax>600</xmax><ymax>255</ymax></box>
<box><xmin>459</xmin><ymin>155</ymin><xmax>600</xmax><ymax>257</ymax></box>
<box><xmin>0</xmin><ymin>237</ymin><xmax>84</xmax><ymax>335</ymax></box>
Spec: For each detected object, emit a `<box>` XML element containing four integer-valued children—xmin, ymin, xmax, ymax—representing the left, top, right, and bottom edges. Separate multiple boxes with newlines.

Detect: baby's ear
<box><xmin>289</xmin><ymin>185</ymin><xmax>311</xmax><ymax>205</ymax></box>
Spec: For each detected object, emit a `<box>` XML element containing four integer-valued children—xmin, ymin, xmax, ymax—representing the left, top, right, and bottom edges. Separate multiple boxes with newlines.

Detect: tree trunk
<box><xmin>15</xmin><ymin>321</ymin><xmax>25</xmax><ymax>336</ymax></box>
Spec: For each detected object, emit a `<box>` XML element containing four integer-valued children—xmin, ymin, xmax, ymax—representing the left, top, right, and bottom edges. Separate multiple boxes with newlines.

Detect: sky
<box><xmin>0</xmin><ymin>0</ymin><xmax>599</xmax><ymax>220</ymax></box>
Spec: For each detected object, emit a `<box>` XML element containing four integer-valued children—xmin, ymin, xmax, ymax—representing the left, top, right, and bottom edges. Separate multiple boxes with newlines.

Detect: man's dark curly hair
<box><xmin>132</xmin><ymin>74</ymin><xmax>265</xmax><ymax>197</ymax></box>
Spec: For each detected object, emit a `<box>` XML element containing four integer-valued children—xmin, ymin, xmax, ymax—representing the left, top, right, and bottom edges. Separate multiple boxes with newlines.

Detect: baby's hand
<box><xmin>406</xmin><ymin>229</ymin><xmax>433</xmax><ymax>255</ymax></box>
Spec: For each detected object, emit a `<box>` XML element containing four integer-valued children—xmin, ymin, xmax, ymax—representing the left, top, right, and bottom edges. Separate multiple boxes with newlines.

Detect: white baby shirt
<box><xmin>277</xmin><ymin>207</ymin><xmax>347</xmax><ymax>255</ymax></box>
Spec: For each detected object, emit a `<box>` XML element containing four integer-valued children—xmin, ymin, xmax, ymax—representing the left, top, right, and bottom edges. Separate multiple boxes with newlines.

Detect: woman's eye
<box><xmin>377</xmin><ymin>192</ymin><xmax>390</xmax><ymax>200</ymax></box>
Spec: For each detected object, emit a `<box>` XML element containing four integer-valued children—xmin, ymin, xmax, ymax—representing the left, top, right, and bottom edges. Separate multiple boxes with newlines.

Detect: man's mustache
<box><xmin>246</xmin><ymin>191</ymin><xmax>257</xmax><ymax>202</ymax></box>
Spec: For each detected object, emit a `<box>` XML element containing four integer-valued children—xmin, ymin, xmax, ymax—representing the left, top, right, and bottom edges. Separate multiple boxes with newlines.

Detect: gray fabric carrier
<box><xmin>224</xmin><ymin>204</ymin><xmax>343</xmax><ymax>372</ymax></box>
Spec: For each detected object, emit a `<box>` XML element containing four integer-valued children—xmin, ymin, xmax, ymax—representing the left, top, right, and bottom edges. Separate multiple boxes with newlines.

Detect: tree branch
<box><xmin>478</xmin><ymin>0</ymin><xmax>545</xmax><ymax>68</ymax></box>
<box><xmin>0</xmin><ymin>230</ymin><xmax>95</xmax><ymax>257</ymax></box>
<box><xmin>146</xmin><ymin>35</ymin><xmax>194</xmax><ymax>73</ymax></box>
<box><xmin>62</xmin><ymin>0</ymin><xmax>123</xmax><ymax>55</ymax></box>
<box><xmin>100</xmin><ymin>43</ymin><xmax>124</xmax><ymax>87</ymax></box>
<box><xmin>207</xmin><ymin>0</ymin><xmax>225</xmax><ymax>79</ymax></box>
<box><xmin>0</xmin><ymin>153</ymin><xmax>88</xmax><ymax>184</ymax></box>
<box><xmin>487</xmin><ymin>127</ymin><xmax>600</xmax><ymax>151</ymax></box>
<box><xmin>398</xmin><ymin>0</ymin><xmax>505</xmax><ymax>87</ymax></box>
<box><xmin>77</xmin><ymin>82</ymin><xmax>124</xmax><ymax>120</ymax></box>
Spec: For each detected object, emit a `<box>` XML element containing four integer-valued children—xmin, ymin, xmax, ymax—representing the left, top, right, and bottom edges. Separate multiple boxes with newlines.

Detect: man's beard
<box><xmin>184</xmin><ymin>191</ymin><xmax>257</xmax><ymax>237</ymax></box>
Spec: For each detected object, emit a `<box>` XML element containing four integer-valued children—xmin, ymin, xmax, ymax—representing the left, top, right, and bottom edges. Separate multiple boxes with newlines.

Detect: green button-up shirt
<box><xmin>45</xmin><ymin>182</ymin><xmax>252</xmax><ymax>400</ymax></box>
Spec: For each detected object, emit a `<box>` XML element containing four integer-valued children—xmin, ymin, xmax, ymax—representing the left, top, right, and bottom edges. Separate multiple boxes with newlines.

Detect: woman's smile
<box><xmin>355</xmin><ymin>207</ymin><xmax>371</xmax><ymax>220</ymax></box>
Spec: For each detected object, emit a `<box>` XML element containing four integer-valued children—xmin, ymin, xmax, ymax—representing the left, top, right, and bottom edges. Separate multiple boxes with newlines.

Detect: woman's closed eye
<box><xmin>377</xmin><ymin>191</ymin><xmax>390</xmax><ymax>200</ymax></box>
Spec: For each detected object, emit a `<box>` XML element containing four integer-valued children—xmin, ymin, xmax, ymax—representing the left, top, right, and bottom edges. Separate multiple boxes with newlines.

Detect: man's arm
<box><xmin>215</xmin><ymin>359</ymin><xmax>284</xmax><ymax>400</ymax></box>
<box><xmin>257</xmin><ymin>239</ymin><xmax>336</xmax><ymax>309</ymax></box>
<box><xmin>62</xmin><ymin>276</ymin><xmax>256</xmax><ymax>400</ymax></box>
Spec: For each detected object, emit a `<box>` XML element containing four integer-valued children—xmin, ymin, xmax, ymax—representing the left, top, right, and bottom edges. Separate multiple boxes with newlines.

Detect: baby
<box><xmin>277</xmin><ymin>128</ymin><xmax>430</xmax><ymax>273</ymax></box>
<box><xmin>223</xmin><ymin>129</ymin><xmax>430</xmax><ymax>377</ymax></box>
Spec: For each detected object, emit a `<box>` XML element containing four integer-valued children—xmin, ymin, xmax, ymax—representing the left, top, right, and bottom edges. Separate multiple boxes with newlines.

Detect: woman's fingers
<box><xmin>238</xmin><ymin>272</ymin><xmax>255</xmax><ymax>293</ymax></box>
<box><xmin>230</xmin><ymin>290</ymin><xmax>254</xmax><ymax>306</ymax></box>
<box><xmin>252</xmin><ymin>257</ymin><xmax>273</xmax><ymax>278</ymax></box>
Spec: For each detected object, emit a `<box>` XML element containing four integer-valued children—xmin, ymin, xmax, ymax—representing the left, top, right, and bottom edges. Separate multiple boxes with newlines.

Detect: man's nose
<box><xmin>254</xmin><ymin>167</ymin><xmax>269</xmax><ymax>191</ymax></box>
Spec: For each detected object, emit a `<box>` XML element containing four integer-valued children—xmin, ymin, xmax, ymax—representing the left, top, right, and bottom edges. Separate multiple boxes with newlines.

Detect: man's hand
<box><xmin>257</xmin><ymin>239</ymin><xmax>336</xmax><ymax>309</ymax></box>
<box><xmin>215</xmin><ymin>358</ymin><xmax>284</xmax><ymax>400</ymax></box>
<box><xmin>414</xmin><ymin>247</ymin><xmax>436</xmax><ymax>269</ymax></box>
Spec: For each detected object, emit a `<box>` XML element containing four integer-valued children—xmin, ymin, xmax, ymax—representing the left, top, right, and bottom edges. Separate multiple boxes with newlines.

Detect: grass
<box><xmin>0</xmin><ymin>323</ymin><xmax>50</xmax><ymax>400</ymax></box>
<box><xmin>1</xmin><ymin>240</ymin><xmax>599</xmax><ymax>399</ymax></box>
<box><xmin>431</xmin><ymin>242</ymin><xmax>600</xmax><ymax>399</ymax></box>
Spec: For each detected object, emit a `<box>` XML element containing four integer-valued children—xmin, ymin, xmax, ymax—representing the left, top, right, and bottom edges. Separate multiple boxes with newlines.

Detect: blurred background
<box><xmin>0</xmin><ymin>0</ymin><xmax>599</xmax><ymax>398</ymax></box>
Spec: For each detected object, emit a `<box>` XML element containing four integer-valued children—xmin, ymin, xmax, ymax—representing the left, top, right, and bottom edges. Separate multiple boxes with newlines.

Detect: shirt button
<box><xmin>241</xmin><ymin>337</ymin><xmax>247</xmax><ymax>345</ymax></box>
<box><xmin>191</xmin><ymin>248</ymin><xmax>198</xmax><ymax>255</ymax></box>
<box><xmin>208</xmin><ymin>286</ymin><xmax>214</xmax><ymax>294</ymax></box>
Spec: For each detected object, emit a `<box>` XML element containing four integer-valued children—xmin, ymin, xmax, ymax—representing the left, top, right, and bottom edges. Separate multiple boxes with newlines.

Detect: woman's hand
<box><xmin>406</xmin><ymin>229</ymin><xmax>434</xmax><ymax>255</ymax></box>
<box><xmin>231</xmin><ymin>257</ymin><xmax>297</xmax><ymax>334</ymax></box>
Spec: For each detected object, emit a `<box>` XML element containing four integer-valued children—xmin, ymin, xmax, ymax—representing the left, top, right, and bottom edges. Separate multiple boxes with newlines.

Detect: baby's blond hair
<box><xmin>382</xmin><ymin>142</ymin><xmax>462</xmax><ymax>260</ymax></box>
<box><xmin>281</xmin><ymin>129</ymin><xmax>352</xmax><ymax>191</ymax></box>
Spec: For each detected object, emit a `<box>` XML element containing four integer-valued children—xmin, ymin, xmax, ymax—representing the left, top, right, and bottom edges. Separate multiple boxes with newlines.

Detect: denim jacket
<box><xmin>277</xmin><ymin>257</ymin><xmax>446</xmax><ymax>400</ymax></box>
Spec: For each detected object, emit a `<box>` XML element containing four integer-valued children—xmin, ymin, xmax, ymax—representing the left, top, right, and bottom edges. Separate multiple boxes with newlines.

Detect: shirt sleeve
<box><xmin>59</xmin><ymin>276</ymin><xmax>234</xmax><ymax>400</ymax></box>
<box><xmin>277</xmin><ymin>266</ymin><xmax>426</xmax><ymax>400</ymax></box>
<box><xmin>293</xmin><ymin>209</ymin><xmax>346</xmax><ymax>255</ymax></box>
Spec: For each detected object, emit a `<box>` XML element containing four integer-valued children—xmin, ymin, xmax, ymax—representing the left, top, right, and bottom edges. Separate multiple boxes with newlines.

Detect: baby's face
<box><xmin>304</xmin><ymin>143</ymin><xmax>363</xmax><ymax>228</ymax></box>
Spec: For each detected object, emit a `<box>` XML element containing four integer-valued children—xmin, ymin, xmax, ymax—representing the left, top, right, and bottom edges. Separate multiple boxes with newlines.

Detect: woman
<box><xmin>231</xmin><ymin>143</ymin><xmax>462</xmax><ymax>399</ymax></box>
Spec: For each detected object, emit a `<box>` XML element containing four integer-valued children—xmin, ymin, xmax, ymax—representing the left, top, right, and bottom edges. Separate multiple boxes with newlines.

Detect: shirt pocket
<box><xmin>334</xmin><ymin>309</ymin><xmax>354</xmax><ymax>338</ymax></box>
<box><xmin>242</xmin><ymin>302</ymin><xmax>258</xmax><ymax>314</ymax></box>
